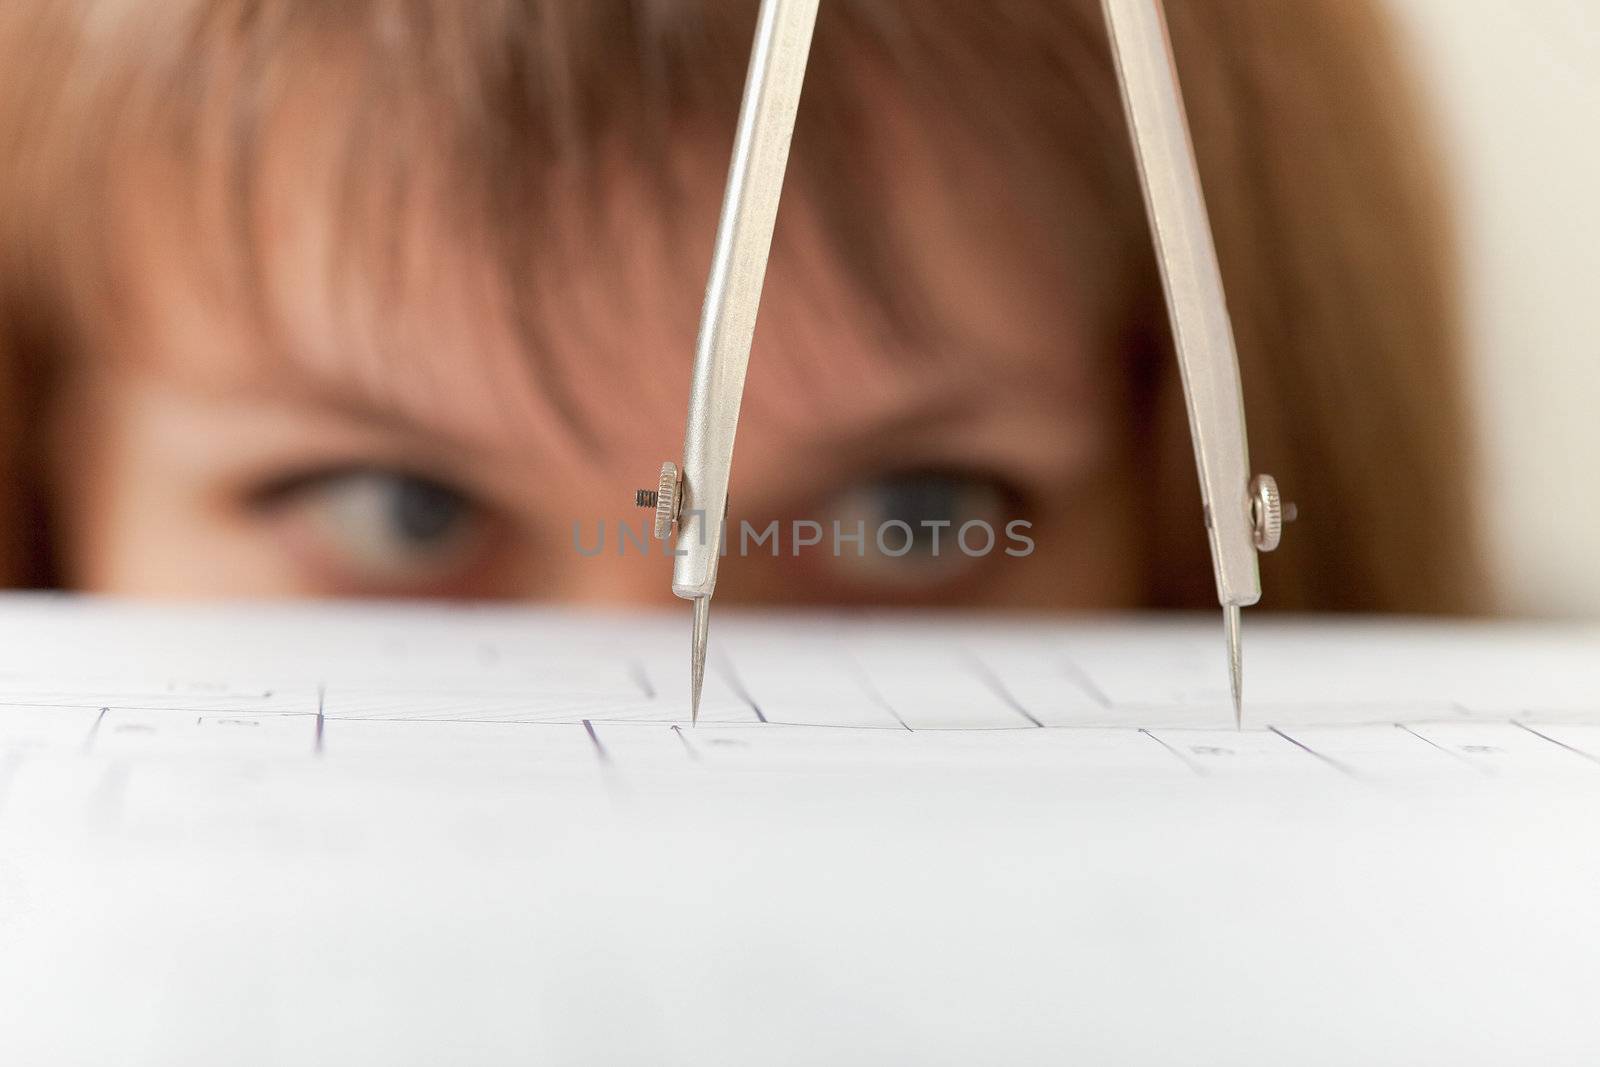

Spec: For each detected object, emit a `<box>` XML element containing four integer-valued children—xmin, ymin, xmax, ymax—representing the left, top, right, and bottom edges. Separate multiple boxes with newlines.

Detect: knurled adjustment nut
<box><xmin>653</xmin><ymin>461</ymin><xmax>682</xmax><ymax>540</ymax></box>
<box><xmin>1251</xmin><ymin>474</ymin><xmax>1283</xmax><ymax>552</ymax></box>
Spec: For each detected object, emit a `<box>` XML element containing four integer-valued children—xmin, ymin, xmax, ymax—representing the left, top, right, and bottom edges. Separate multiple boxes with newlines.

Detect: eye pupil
<box><xmin>879</xmin><ymin>475</ymin><xmax>962</xmax><ymax>553</ymax></box>
<box><xmin>882</xmin><ymin>476</ymin><xmax>958</xmax><ymax>524</ymax></box>
<box><xmin>391</xmin><ymin>477</ymin><xmax>466</xmax><ymax>544</ymax></box>
<box><xmin>816</xmin><ymin>469</ymin><xmax>1014</xmax><ymax>590</ymax></box>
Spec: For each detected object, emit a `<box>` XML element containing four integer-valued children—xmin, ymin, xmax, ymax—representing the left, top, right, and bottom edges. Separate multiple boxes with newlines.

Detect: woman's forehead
<box><xmin>104</xmin><ymin>124</ymin><xmax>1107</xmax><ymax>473</ymax></box>
<box><xmin>11</xmin><ymin>0</ymin><xmax>1141</xmax><ymax>467</ymax></box>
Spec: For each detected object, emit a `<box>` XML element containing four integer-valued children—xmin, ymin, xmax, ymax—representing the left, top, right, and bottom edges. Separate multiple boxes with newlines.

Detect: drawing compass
<box><xmin>639</xmin><ymin>0</ymin><xmax>1287</xmax><ymax>727</ymax></box>
<box><xmin>1099</xmin><ymin>0</ymin><xmax>1292</xmax><ymax>725</ymax></box>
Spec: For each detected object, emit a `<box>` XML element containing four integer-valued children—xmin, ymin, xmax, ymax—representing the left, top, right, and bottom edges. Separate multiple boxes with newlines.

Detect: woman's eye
<box><xmin>814</xmin><ymin>471</ymin><xmax>1019</xmax><ymax>589</ymax></box>
<box><xmin>254</xmin><ymin>469</ymin><xmax>491</xmax><ymax>589</ymax></box>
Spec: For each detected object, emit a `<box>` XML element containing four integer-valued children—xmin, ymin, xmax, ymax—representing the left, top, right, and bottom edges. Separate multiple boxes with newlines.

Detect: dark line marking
<box><xmin>754</xmin><ymin>717</ymin><xmax>919</xmax><ymax>732</ymax></box>
<box><xmin>583</xmin><ymin>720</ymin><xmax>610</xmax><ymax>763</ymax></box>
<box><xmin>1</xmin><ymin>688</ymin><xmax>278</xmax><ymax>704</ymax></box>
<box><xmin>670</xmin><ymin>725</ymin><xmax>701</xmax><ymax>761</ymax></box>
<box><xmin>1059</xmin><ymin>653</ymin><xmax>1113</xmax><ymax>709</ymax></box>
<box><xmin>1513</xmin><ymin>721</ymin><xmax>1600</xmax><ymax>768</ymax></box>
<box><xmin>309</xmin><ymin>713</ymin><xmax>635</xmax><ymax>728</ymax></box>
<box><xmin>82</xmin><ymin>707</ymin><xmax>109</xmax><ymax>754</ymax></box>
<box><xmin>313</xmin><ymin>712</ymin><xmax>922</xmax><ymax>730</ymax></box>
<box><xmin>291</xmin><ymin>713</ymin><xmax>1343</xmax><ymax>734</ymax></box>
<box><xmin>839</xmin><ymin>652</ymin><xmax>912</xmax><ymax>731</ymax></box>
<box><xmin>1396</xmin><ymin>723</ymin><xmax>1487</xmax><ymax>774</ymax></box>
<box><xmin>0</xmin><ymin>700</ymin><xmax>107</xmax><ymax>710</ymax></box>
<box><xmin>326</xmin><ymin>714</ymin><xmax>913</xmax><ymax>733</ymax></box>
<box><xmin>963</xmin><ymin>651</ymin><xmax>1044</xmax><ymax>728</ymax></box>
<box><xmin>627</xmin><ymin>661</ymin><xmax>656</xmax><ymax>700</ymax></box>
<box><xmin>314</xmin><ymin>686</ymin><xmax>326</xmax><ymax>755</ymax></box>
<box><xmin>0</xmin><ymin>698</ymin><xmax>298</xmax><ymax>712</ymax></box>
<box><xmin>1268</xmin><ymin>726</ymin><xmax>1358</xmax><ymax>778</ymax></box>
<box><xmin>713</xmin><ymin>655</ymin><xmax>767</xmax><ymax>723</ymax></box>
<box><xmin>1141</xmin><ymin>728</ymin><xmax>1206</xmax><ymax>776</ymax></box>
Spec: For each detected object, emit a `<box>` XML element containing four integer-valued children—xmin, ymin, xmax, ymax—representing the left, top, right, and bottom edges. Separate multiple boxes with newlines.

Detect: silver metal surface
<box><xmin>671</xmin><ymin>0</ymin><xmax>820</xmax><ymax>600</ymax></box>
<box><xmin>1250</xmin><ymin>473</ymin><xmax>1283</xmax><ymax>552</ymax></box>
<box><xmin>691</xmin><ymin>597</ymin><xmax>710</xmax><ymax>724</ymax></box>
<box><xmin>653</xmin><ymin>462</ymin><xmax>682</xmax><ymax>540</ymax></box>
<box><xmin>1101</xmin><ymin>0</ymin><xmax>1262</xmax><ymax>611</ymax></box>
<box><xmin>1226</xmin><ymin>604</ymin><xmax>1242</xmax><ymax>730</ymax></box>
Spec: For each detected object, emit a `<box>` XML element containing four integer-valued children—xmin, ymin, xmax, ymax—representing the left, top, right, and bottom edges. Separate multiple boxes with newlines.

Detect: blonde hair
<box><xmin>0</xmin><ymin>0</ymin><xmax>1485</xmax><ymax>611</ymax></box>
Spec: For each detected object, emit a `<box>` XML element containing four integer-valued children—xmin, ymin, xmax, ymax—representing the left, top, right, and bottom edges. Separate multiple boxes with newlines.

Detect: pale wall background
<box><xmin>1386</xmin><ymin>0</ymin><xmax>1599</xmax><ymax>616</ymax></box>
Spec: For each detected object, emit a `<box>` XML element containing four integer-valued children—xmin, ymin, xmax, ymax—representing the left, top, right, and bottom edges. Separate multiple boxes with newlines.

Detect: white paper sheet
<box><xmin>2</xmin><ymin>596</ymin><xmax>1600</xmax><ymax>1066</ymax></box>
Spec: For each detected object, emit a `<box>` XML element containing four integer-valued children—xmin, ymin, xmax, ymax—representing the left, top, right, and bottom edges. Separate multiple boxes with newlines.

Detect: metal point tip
<box><xmin>1225</xmin><ymin>604</ymin><xmax>1243</xmax><ymax>730</ymax></box>
<box><xmin>691</xmin><ymin>597</ymin><xmax>710</xmax><ymax>725</ymax></box>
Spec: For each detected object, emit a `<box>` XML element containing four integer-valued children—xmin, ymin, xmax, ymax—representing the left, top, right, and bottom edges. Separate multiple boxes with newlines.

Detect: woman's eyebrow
<box><xmin>827</xmin><ymin>392</ymin><xmax>987</xmax><ymax>448</ymax></box>
<box><xmin>809</xmin><ymin>359</ymin><xmax>1113</xmax><ymax>479</ymax></box>
<box><xmin>231</xmin><ymin>332</ymin><xmax>657</xmax><ymax>471</ymax></box>
<box><xmin>755</xmin><ymin>388</ymin><xmax>1020</xmax><ymax>492</ymax></box>
<box><xmin>235</xmin><ymin>363</ymin><xmax>531</xmax><ymax>458</ymax></box>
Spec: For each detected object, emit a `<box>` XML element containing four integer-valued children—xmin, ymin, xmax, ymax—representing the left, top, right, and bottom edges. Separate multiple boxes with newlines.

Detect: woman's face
<box><xmin>50</xmin><ymin>113</ymin><xmax>1142</xmax><ymax>610</ymax></box>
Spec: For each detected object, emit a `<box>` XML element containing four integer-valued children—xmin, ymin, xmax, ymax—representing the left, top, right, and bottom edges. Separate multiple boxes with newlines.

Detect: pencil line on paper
<box><xmin>713</xmin><ymin>655</ymin><xmax>767</xmax><ymax>723</ymax></box>
<box><xmin>1058</xmin><ymin>653</ymin><xmax>1113</xmax><ymax>709</ymax></box>
<box><xmin>0</xmin><ymin>698</ymin><xmax>296</xmax><ymax>713</ymax></box>
<box><xmin>314</xmin><ymin>712</ymin><xmax>712</xmax><ymax>727</ymax></box>
<box><xmin>1268</xmin><ymin>726</ymin><xmax>1358</xmax><ymax>778</ymax></box>
<box><xmin>720</xmin><ymin>717</ymin><xmax>908</xmax><ymax>732</ymax></box>
<box><xmin>583</xmin><ymin>719</ymin><xmax>610</xmax><ymax>764</ymax></box>
<box><xmin>1512</xmin><ymin>721</ymin><xmax>1600</xmax><ymax>768</ymax></box>
<box><xmin>670</xmin><ymin>724</ymin><xmax>701</xmax><ymax>761</ymax></box>
<box><xmin>82</xmin><ymin>707</ymin><xmax>109</xmax><ymax>754</ymax></box>
<box><xmin>838</xmin><ymin>650</ymin><xmax>913</xmax><ymax>731</ymax></box>
<box><xmin>0</xmin><ymin>699</ymin><xmax>107</xmax><ymax>711</ymax></box>
<box><xmin>1141</xmin><ymin>728</ymin><xmax>1205</xmax><ymax>776</ymax></box>
<box><xmin>312</xmin><ymin>712</ymin><xmax>910</xmax><ymax>731</ymax></box>
<box><xmin>963</xmin><ymin>651</ymin><xmax>1044</xmax><ymax>728</ymax></box>
<box><xmin>627</xmin><ymin>661</ymin><xmax>657</xmax><ymax>699</ymax></box>
<box><xmin>1396</xmin><ymin>723</ymin><xmax>1488</xmax><ymax>774</ymax></box>
<box><xmin>0</xmin><ymin>689</ymin><xmax>277</xmax><ymax>704</ymax></box>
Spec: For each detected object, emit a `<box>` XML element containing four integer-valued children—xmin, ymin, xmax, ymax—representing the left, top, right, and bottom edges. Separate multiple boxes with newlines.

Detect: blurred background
<box><xmin>1390</xmin><ymin>0</ymin><xmax>1599</xmax><ymax>616</ymax></box>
